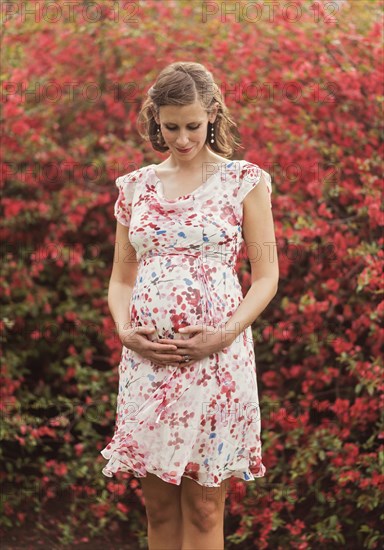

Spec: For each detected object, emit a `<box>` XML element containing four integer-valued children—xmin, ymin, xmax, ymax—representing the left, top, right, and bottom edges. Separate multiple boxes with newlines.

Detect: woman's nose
<box><xmin>175</xmin><ymin>132</ymin><xmax>190</xmax><ymax>146</ymax></box>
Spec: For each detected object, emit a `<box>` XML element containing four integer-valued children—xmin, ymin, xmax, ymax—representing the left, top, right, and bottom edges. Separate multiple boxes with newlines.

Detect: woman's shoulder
<box><xmin>228</xmin><ymin>159</ymin><xmax>272</xmax><ymax>206</ymax></box>
<box><xmin>117</xmin><ymin>164</ymin><xmax>154</xmax><ymax>185</ymax></box>
<box><xmin>221</xmin><ymin>159</ymin><xmax>262</xmax><ymax>183</ymax></box>
<box><xmin>226</xmin><ymin>158</ymin><xmax>260</xmax><ymax>170</ymax></box>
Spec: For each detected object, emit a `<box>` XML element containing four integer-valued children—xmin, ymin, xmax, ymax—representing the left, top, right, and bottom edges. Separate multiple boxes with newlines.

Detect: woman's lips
<box><xmin>175</xmin><ymin>146</ymin><xmax>194</xmax><ymax>153</ymax></box>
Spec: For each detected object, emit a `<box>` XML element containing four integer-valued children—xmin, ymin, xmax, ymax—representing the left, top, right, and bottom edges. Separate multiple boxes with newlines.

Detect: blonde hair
<box><xmin>137</xmin><ymin>61</ymin><xmax>242</xmax><ymax>157</ymax></box>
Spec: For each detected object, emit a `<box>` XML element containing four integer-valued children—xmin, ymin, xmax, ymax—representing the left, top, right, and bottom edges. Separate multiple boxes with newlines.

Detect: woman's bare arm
<box><xmin>108</xmin><ymin>220</ymin><xmax>139</xmax><ymax>335</ymax></box>
<box><xmin>108</xmin><ymin>221</ymin><xmax>183</xmax><ymax>363</ymax></box>
<box><xmin>223</xmin><ymin>173</ymin><xmax>279</xmax><ymax>344</ymax></box>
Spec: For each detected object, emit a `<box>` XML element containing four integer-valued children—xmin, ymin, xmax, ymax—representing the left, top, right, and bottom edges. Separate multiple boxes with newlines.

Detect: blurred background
<box><xmin>1</xmin><ymin>0</ymin><xmax>383</xmax><ymax>548</ymax></box>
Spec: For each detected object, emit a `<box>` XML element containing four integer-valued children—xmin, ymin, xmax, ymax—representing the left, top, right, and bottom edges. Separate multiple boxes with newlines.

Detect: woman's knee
<box><xmin>183</xmin><ymin>498</ymin><xmax>223</xmax><ymax>532</ymax></box>
<box><xmin>140</xmin><ymin>473</ymin><xmax>182</xmax><ymax>527</ymax></box>
<box><xmin>145</xmin><ymin>500</ymin><xmax>180</xmax><ymax>527</ymax></box>
<box><xmin>181</xmin><ymin>477</ymin><xmax>228</xmax><ymax>532</ymax></box>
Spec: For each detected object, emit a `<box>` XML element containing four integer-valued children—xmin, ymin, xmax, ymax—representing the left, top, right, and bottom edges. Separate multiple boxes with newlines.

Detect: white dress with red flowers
<box><xmin>100</xmin><ymin>160</ymin><xmax>272</xmax><ymax>487</ymax></box>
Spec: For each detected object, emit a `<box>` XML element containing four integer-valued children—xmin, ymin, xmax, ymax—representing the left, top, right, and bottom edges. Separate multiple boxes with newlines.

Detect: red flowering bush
<box><xmin>1</xmin><ymin>0</ymin><xmax>383</xmax><ymax>548</ymax></box>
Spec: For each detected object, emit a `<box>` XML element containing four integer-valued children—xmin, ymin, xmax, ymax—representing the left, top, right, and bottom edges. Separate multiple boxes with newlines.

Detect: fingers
<box><xmin>149</xmin><ymin>341</ymin><xmax>178</xmax><ymax>352</ymax></box>
<box><xmin>134</xmin><ymin>326</ymin><xmax>156</xmax><ymax>333</ymax></box>
<box><xmin>161</xmin><ymin>337</ymin><xmax>190</xmax><ymax>346</ymax></box>
<box><xmin>153</xmin><ymin>357</ymin><xmax>193</xmax><ymax>368</ymax></box>
<box><xmin>148</xmin><ymin>347</ymin><xmax>186</xmax><ymax>362</ymax></box>
<box><xmin>128</xmin><ymin>326</ymin><xmax>203</xmax><ymax>367</ymax></box>
<box><xmin>157</xmin><ymin>354</ymin><xmax>185</xmax><ymax>362</ymax></box>
<box><xmin>177</xmin><ymin>324</ymin><xmax>216</xmax><ymax>335</ymax></box>
<box><xmin>164</xmin><ymin>326</ymin><xmax>217</xmax><ymax>345</ymax></box>
<box><xmin>151</xmin><ymin>355</ymin><xmax>185</xmax><ymax>367</ymax></box>
<box><xmin>151</xmin><ymin>351</ymin><xmax>194</xmax><ymax>367</ymax></box>
<box><xmin>177</xmin><ymin>329</ymin><xmax>200</xmax><ymax>338</ymax></box>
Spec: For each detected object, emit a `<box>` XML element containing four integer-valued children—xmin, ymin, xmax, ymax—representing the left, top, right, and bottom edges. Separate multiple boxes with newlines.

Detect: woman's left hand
<box><xmin>158</xmin><ymin>324</ymin><xmax>236</xmax><ymax>366</ymax></box>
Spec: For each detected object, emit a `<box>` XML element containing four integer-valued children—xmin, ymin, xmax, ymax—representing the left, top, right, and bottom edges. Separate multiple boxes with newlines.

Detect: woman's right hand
<box><xmin>118</xmin><ymin>326</ymin><xmax>185</xmax><ymax>368</ymax></box>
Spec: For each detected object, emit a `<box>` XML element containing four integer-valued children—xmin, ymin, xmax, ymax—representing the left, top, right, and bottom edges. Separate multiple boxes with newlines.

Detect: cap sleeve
<box><xmin>237</xmin><ymin>162</ymin><xmax>273</xmax><ymax>208</ymax></box>
<box><xmin>113</xmin><ymin>172</ymin><xmax>136</xmax><ymax>226</ymax></box>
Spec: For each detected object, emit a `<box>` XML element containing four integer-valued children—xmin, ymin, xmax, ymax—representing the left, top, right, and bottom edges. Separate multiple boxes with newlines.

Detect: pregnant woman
<box><xmin>100</xmin><ymin>61</ymin><xmax>279</xmax><ymax>550</ymax></box>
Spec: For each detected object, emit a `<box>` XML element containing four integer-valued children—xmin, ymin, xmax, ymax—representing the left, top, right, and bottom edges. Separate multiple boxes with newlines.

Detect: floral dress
<box><xmin>100</xmin><ymin>160</ymin><xmax>272</xmax><ymax>487</ymax></box>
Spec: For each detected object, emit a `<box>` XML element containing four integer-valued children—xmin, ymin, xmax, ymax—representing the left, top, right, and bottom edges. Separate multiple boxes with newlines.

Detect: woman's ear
<box><xmin>151</xmin><ymin>107</ymin><xmax>159</xmax><ymax>125</ymax></box>
<box><xmin>209</xmin><ymin>102</ymin><xmax>220</xmax><ymax>124</ymax></box>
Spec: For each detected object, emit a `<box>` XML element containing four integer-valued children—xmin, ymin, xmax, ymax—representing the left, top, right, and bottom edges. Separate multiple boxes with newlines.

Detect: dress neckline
<box><xmin>148</xmin><ymin>162</ymin><xmax>231</xmax><ymax>203</ymax></box>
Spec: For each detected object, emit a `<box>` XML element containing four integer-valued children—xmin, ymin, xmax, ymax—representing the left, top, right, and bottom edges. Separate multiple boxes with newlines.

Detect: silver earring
<box><xmin>157</xmin><ymin>125</ymin><xmax>161</xmax><ymax>144</ymax></box>
<box><xmin>210</xmin><ymin>123</ymin><xmax>215</xmax><ymax>144</ymax></box>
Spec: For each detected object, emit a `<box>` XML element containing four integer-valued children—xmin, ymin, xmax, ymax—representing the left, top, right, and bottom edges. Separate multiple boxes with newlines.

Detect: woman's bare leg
<box><xmin>140</xmin><ymin>473</ymin><xmax>182</xmax><ymax>549</ymax></box>
<box><xmin>181</xmin><ymin>476</ymin><xmax>230</xmax><ymax>550</ymax></box>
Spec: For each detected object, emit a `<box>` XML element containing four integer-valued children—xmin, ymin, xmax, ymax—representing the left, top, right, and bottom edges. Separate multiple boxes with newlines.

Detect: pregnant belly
<box><xmin>128</xmin><ymin>255</ymin><xmax>240</xmax><ymax>339</ymax></box>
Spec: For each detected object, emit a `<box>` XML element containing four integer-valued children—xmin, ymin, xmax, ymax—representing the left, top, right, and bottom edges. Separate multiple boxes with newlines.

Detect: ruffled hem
<box><xmin>100</xmin><ymin>447</ymin><xmax>266</xmax><ymax>487</ymax></box>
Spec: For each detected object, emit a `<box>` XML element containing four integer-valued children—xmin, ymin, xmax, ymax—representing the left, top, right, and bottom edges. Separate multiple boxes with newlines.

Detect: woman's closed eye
<box><xmin>165</xmin><ymin>125</ymin><xmax>201</xmax><ymax>131</ymax></box>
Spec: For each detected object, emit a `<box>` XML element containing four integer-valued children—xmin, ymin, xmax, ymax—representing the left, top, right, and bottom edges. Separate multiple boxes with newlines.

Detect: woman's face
<box><xmin>155</xmin><ymin>99</ymin><xmax>217</xmax><ymax>158</ymax></box>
